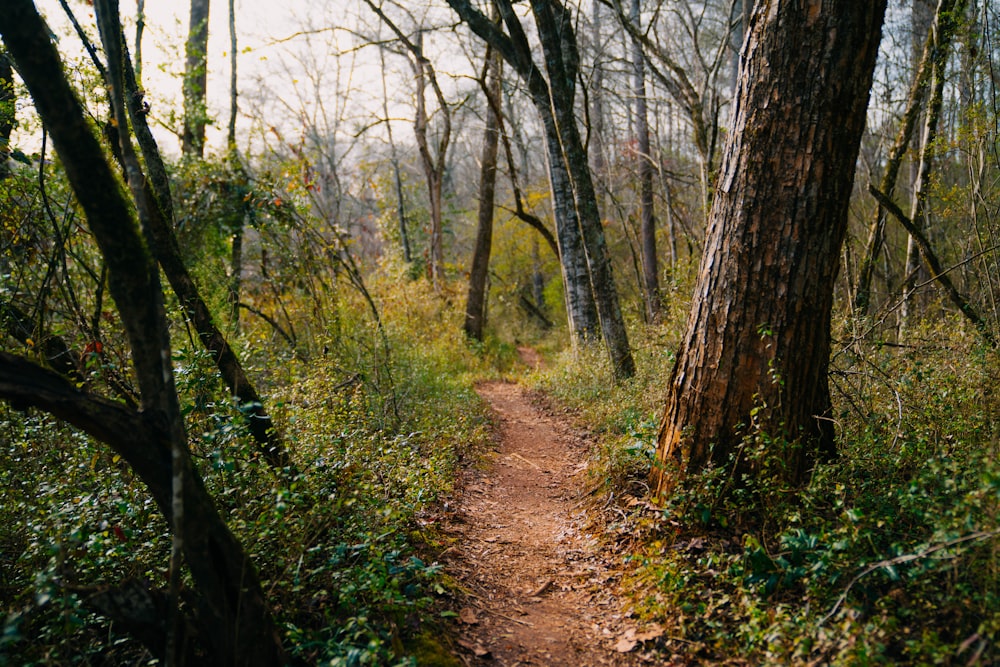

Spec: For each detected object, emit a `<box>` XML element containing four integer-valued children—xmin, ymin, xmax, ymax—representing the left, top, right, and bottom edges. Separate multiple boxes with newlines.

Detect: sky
<box><xmin>27</xmin><ymin>0</ymin><xmax>473</xmax><ymax>158</ymax></box>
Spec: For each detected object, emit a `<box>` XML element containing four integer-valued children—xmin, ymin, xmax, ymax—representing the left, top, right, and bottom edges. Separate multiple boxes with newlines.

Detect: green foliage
<box><xmin>538</xmin><ymin>316</ymin><xmax>1000</xmax><ymax>665</ymax></box>
<box><xmin>1</xmin><ymin>207</ymin><xmax>493</xmax><ymax>665</ymax></box>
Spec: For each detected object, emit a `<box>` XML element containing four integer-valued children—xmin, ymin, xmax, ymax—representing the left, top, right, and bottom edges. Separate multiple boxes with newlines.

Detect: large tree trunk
<box><xmin>652</xmin><ymin>0</ymin><xmax>887</xmax><ymax>497</ymax></box>
<box><xmin>464</xmin><ymin>43</ymin><xmax>502</xmax><ymax>342</ymax></box>
<box><xmin>182</xmin><ymin>0</ymin><xmax>210</xmax><ymax>158</ymax></box>
<box><xmin>0</xmin><ymin>4</ymin><xmax>286</xmax><ymax>664</ymax></box>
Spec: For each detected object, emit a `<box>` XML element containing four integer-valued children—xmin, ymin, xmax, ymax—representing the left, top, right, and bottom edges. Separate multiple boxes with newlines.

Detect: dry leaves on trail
<box><xmin>438</xmin><ymin>381</ymin><xmax>651</xmax><ymax>666</ymax></box>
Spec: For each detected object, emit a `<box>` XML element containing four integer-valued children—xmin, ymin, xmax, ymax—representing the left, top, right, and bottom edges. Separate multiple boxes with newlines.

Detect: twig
<box><xmin>510</xmin><ymin>452</ymin><xmax>543</xmax><ymax>470</ymax></box>
<box><xmin>820</xmin><ymin>529</ymin><xmax>1000</xmax><ymax>627</ymax></box>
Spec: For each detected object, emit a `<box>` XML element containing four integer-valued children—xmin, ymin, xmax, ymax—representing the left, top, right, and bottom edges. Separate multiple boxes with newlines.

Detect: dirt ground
<box><xmin>437</xmin><ymin>378</ymin><xmax>661</xmax><ymax>666</ymax></box>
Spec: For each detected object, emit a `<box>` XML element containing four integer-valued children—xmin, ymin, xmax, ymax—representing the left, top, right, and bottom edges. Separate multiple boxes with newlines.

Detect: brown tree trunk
<box><xmin>652</xmin><ymin>0</ymin><xmax>887</xmax><ymax>497</ymax></box>
<box><xmin>182</xmin><ymin>0</ymin><xmax>209</xmax><ymax>158</ymax></box>
<box><xmin>0</xmin><ymin>5</ymin><xmax>286</xmax><ymax>663</ymax></box>
<box><xmin>465</xmin><ymin>42</ymin><xmax>502</xmax><ymax>342</ymax></box>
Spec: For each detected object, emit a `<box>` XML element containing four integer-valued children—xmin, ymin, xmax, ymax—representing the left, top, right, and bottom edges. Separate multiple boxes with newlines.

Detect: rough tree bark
<box><xmin>652</xmin><ymin>0</ymin><xmax>888</xmax><ymax>497</ymax></box>
<box><xmin>464</xmin><ymin>39</ymin><xmax>502</xmax><ymax>342</ymax></box>
<box><xmin>0</xmin><ymin>3</ymin><xmax>285</xmax><ymax>663</ymax></box>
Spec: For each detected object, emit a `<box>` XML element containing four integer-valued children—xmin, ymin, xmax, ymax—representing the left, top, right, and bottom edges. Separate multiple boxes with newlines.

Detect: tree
<box><xmin>611</xmin><ymin>0</ymin><xmax>736</xmax><ymax>221</ymax></box>
<box><xmin>464</xmin><ymin>36</ymin><xmax>502</xmax><ymax>341</ymax></box>
<box><xmin>182</xmin><ymin>0</ymin><xmax>210</xmax><ymax>157</ymax></box>
<box><xmin>447</xmin><ymin>0</ymin><xmax>635</xmax><ymax>379</ymax></box>
<box><xmin>630</xmin><ymin>0</ymin><xmax>660</xmax><ymax>324</ymax></box>
<box><xmin>0</xmin><ymin>2</ymin><xmax>285</xmax><ymax>663</ymax></box>
<box><xmin>651</xmin><ymin>0</ymin><xmax>888</xmax><ymax>497</ymax></box>
<box><xmin>364</xmin><ymin>1</ymin><xmax>452</xmax><ymax>289</ymax></box>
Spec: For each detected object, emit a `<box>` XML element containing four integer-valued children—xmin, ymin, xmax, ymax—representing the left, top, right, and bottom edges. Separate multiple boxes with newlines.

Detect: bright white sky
<box><xmin>29</xmin><ymin>0</ymin><xmax>476</xmax><ymax>157</ymax></box>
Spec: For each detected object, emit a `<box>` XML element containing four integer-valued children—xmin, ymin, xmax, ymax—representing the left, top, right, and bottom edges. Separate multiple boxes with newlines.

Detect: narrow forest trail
<box><xmin>438</xmin><ymin>380</ymin><xmax>655</xmax><ymax>666</ymax></box>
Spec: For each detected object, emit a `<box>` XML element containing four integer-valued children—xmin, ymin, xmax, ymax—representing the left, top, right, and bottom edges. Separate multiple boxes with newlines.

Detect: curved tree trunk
<box><xmin>0</xmin><ymin>4</ymin><xmax>286</xmax><ymax>664</ymax></box>
<box><xmin>652</xmin><ymin>0</ymin><xmax>887</xmax><ymax>497</ymax></box>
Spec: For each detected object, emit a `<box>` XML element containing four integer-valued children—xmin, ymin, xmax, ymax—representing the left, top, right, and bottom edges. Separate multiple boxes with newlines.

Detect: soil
<box><xmin>438</xmin><ymin>376</ymin><xmax>658</xmax><ymax>666</ymax></box>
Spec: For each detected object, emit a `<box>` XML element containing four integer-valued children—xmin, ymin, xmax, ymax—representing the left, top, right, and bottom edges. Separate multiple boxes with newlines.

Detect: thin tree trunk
<box><xmin>854</xmin><ymin>0</ymin><xmax>962</xmax><ymax>316</ymax></box>
<box><xmin>652</xmin><ymin>0</ymin><xmax>887</xmax><ymax>497</ymax></box>
<box><xmin>588</xmin><ymin>0</ymin><xmax>606</xmax><ymax>179</ymax></box>
<box><xmin>465</xmin><ymin>40</ymin><xmax>502</xmax><ymax>342</ymax></box>
<box><xmin>226</xmin><ymin>0</ymin><xmax>242</xmax><ymax>329</ymax></box>
<box><xmin>0</xmin><ymin>49</ymin><xmax>12</xmax><ymax>181</ymax></box>
<box><xmin>632</xmin><ymin>0</ymin><xmax>660</xmax><ymax>324</ymax></box>
<box><xmin>114</xmin><ymin>18</ymin><xmax>293</xmax><ymax>471</ymax></box>
<box><xmin>134</xmin><ymin>0</ymin><xmax>144</xmax><ymax>82</ymax></box>
<box><xmin>901</xmin><ymin>0</ymin><xmax>962</xmax><ymax>341</ymax></box>
<box><xmin>182</xmin><ymin>0</ymin><xmax>210</xmax><ymax>158</ymax></box>
<box><xmin>380</xmin><ymin>48</ymin><xmax>411</xmax><ymax>262</ymax></box>
<box><xmin>869</xmin><ymin>184</ymin><xmax>996</xmax><ymax>347</ymax></box>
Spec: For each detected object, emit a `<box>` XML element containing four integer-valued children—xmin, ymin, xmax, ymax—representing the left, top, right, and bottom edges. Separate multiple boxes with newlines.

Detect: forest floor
<box><xmin>436</xmin><ymin>367</ymin><xmax>663</xmax><ymax>665</ymax></box>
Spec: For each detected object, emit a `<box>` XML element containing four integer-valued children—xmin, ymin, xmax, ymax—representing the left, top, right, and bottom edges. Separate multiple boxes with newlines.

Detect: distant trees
<box><xmin>652</xmin><ymin>1</ymin><xmax>888</xmax><ymax>496</ymax></box>
<box><xmin>448</xmin><ymin>0</ymin><xmax>635</xmax><ymax>379</ymax></box>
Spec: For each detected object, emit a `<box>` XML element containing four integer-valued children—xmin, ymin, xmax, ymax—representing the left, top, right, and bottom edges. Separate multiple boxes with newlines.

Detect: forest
<box><xmin>0</xmin><ymin>0</ymin><xmax>997</xmax><ymax>665</ymax></box>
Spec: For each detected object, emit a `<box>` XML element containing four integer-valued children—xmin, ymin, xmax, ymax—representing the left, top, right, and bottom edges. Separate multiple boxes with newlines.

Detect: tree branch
<box><xmin>868</xmin><ymin>184</ymin><xmax>997</xmax><ymax>348</ymax></box>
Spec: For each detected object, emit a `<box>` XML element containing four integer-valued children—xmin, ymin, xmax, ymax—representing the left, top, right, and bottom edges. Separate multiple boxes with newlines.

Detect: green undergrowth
<box><xmin>1</xmin><ymin>279</ymin><xmax>496</xmax><ymax>666</ymax></box>
<box><xmin>533</xmin><ymin>319</ymin><xmax>1000</xmax><ymax>665</ymax></box>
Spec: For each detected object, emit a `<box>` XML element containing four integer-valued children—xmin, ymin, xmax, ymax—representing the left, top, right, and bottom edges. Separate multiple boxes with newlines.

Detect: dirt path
<box><xmin>439</xmin><ymin>381</ymin><xmax>648</xmax><ymax>666</ymax></box>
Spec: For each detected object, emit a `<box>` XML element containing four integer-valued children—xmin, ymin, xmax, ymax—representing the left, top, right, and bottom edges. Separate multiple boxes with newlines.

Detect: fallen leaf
<box><xmin>459</xmin><ymin>607</ymin><xmax>479</xmax><ymax>625</ymax></box>
<box><xmin>457</xmin><ymin>638</ymin><xmax>492</xmax><ymax>658</ymax></box>
<box><xmin>614</xmin><ymin>637</ymin><xmax>638</xmax><ymax>653</ymax></box>
<box><xmin>635</xmin><ymin>623</ymin><xmax>665</xmax><ymax>642</ymax></box>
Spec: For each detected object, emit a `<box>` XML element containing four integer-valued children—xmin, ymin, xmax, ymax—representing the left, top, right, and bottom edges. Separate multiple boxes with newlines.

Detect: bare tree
<box><xmin>448</xmin><ymin>0</ymin><xmax>635</xmax><ymax>379</ymax></box>
<box><xmin>364</xmin><ymin>0</ymin><xmax>451</xmax><ymax>289</ymax></box>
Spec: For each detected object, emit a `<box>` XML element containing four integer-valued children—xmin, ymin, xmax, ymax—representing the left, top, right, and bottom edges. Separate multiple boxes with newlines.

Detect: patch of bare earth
<box><xmin>438</xmin><ymin>381</ymin><xmax>657</xmax><ymax>666</ymax></box>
